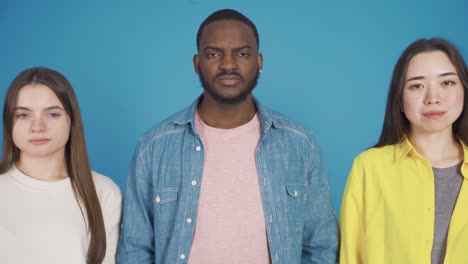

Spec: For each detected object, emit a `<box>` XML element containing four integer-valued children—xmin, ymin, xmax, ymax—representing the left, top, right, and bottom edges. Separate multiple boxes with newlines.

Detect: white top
<box><xmin>0</xmin><ymin>166</ymin><xmax>122</xmax><ymax>264</ymax></box>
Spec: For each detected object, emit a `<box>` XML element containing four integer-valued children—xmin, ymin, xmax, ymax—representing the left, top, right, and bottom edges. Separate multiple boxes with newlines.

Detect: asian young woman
<box><xmin>340</xmin><ymin>38</ymin><xmax>468</xmax><ymax>264</ymax></box>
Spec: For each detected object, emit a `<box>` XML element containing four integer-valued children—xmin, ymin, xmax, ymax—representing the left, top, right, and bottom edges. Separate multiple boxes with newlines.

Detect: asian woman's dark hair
<box><xmin>0</xmin><ymin>67</ymin><xmax>106</xmax><ymax>264</ymax></box>
<box><xmin>375</xmin><ymin>38</ymin><xmax>468</xmax><ymax>147</ymax></box>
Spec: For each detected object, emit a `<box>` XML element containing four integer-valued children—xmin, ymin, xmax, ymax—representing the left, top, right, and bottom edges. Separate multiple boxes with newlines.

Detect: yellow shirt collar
<box><xmin>394</xmin><ymin>137</ymin><xmax>468</xmax><ymax>179</ymax></box>
<box><xmin>394</xmin><ymin>137</ymin><xmax>423</xmax><ymax>161</ymax></box>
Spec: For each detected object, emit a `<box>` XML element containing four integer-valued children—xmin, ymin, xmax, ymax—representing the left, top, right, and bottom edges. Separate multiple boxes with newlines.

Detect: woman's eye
<box><xmin>48</xmin><ymin>112</ymin><xmax>61</xmax><ymax>118</ymax></box>
<box><xmin>409</xmin><ymin>83</ymin><xmax>423</xmax><ymax>90</ymax></box>
<box><xmin>442</xmin><ymin>80</ymin><xmax>455</xmax><ymax>86</ymax></box>
<box><xmin>15</xmin><ymin>113</ymin><xmax>30</xmax><ymax>119</ymax></box>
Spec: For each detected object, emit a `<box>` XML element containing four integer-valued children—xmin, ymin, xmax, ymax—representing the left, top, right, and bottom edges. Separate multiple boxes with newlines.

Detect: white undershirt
<box><xmin>0</xmin><ymin>166</ymin><xmax>122</xmax><ymax>264</ymax></box>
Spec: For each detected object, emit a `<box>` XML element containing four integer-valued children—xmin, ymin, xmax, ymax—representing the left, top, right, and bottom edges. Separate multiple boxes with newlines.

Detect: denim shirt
<box><xmin>117</xmin><ymin>97</ymin><xmax>338</xmax><ymax>264</ymax></box>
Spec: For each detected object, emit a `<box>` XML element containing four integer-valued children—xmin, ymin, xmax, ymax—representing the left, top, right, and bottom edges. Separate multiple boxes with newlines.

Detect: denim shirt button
<box><xmin>155</xmin><ymin>196</ymin><xmax>161</xmax><ymax>203</ymax></box>
<box><xmin>186</xmin><ymin>218</ymin><xmax>192</xmax><ymax>223</ymax></box>
<box><xmin>179</xmin><ymin>254</ymin><xmax>186</xmax><ymax>260</ymax></box>
<box><xmin>195</xmin><ymin>146</ymin><xmax>201</xmax><ymax>151</ymax></box>
<box><xmin>191</xmin><ymin>180</ymin><xmax>197</xmax><ymax>186</ymax></box>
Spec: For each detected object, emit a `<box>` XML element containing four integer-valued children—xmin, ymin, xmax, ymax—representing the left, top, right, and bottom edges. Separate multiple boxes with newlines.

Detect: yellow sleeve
<box><xmin>339</xmin><ymin>157</ymin><xmax>365</xmax><ymax>264</ymax></box>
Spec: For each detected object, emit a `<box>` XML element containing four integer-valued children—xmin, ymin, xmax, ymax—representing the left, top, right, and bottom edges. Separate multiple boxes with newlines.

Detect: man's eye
<box><xmin>238</xmin><ymin>52</ymin><xmax>249</xmax><ymax>57</ymax></box>
<box><xmin>207</xmin><ymin>53</ymin><xmax>220</xmax><ymax>58</ymax></box>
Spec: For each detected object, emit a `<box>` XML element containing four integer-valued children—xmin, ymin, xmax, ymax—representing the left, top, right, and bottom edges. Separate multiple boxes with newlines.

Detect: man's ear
<box><xmin>257</xmin><ymin>53</ymin><xmax>263</xmax><ymax>72</ymax></box>
<box><xmin>193</xmin><ymin>54</ymin><xmax>200</xmax><ymax>74</ymax></box>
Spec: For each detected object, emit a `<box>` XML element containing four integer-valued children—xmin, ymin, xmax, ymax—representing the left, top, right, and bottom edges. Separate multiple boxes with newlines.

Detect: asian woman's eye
<box><xmin>442</xmin><ymin>80</ymin><xmax>455</xmax><ymax>86</ymax></box>
<box><xmin>409</xmin><ymin>83</ymin><xmax>424</xmax><ymax>90</ymax></box>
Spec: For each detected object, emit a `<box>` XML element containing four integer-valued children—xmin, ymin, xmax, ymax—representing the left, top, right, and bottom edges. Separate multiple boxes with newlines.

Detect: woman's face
<box><xmin>12</xmin><ymin>84</ymin><xmax>71</xmax><ymax>161</ymax></box>
<box><xmin>402</xmin><ymin>50</ymin><xmax>464</xmax><ymax>138</ymax></box>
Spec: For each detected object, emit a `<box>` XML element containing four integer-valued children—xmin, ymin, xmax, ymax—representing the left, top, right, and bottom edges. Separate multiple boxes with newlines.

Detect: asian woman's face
<box><xmin>12</xmin><ymin>84</ymin><xmax>70</xmax><ymax>161</ymax></box>
<box><xmin>402</xmin><ymin>51</ymin><xmax>464</xmax><ymax>137</ymax></box>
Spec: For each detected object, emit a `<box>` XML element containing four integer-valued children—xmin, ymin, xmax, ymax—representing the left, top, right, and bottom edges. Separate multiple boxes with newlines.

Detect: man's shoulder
<box><xmin>137</xmin><ymin>106</ymin><xmax>192</xmax><ymax>147</ymax></box>
<box><xmin>262</xmin><ymin>105</ymin><xmax>316</xmax><ymax>144</ymax></box>
<box><xmin>270</xmin><ymin>111</ymin><xmax>310</xmax><ymax>132</ymax></box>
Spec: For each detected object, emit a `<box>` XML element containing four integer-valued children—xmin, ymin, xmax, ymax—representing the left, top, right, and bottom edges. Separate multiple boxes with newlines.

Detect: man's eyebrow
<box><xmin>202</xmin><ymin>46</ymin><xmax>223</xmax><ymax>52</ymax></box>
<box><xmin>203</xmin><ymin>45</ymin><xmax>255</xmax><ymax>52</ymax></box>
<box><xmin>233</xmin><ymin>45</ymin><xmax>254</xmax><ymax>51</ymax></box>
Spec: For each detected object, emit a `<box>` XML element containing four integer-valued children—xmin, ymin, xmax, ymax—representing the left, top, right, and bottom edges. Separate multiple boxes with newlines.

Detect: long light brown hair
<box><xmin>375</xmin><ymin>38</ymin><xmax>468</xmax><ymax>147</ymax></box>
<box><xmin>0</xmin><ymin>67</ymin><xmax>106</xmax><ymax>264</ymax></box>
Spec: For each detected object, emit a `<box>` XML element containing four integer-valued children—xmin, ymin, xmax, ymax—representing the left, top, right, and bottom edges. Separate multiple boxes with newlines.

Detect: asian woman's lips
<box><xmin>28</xmin><ymin>138</ymin><xmax>51</xmax><ymax>145</ymax></box>
<box><xmin>422</xmin><ymin>111</ymin><xmax>447</xmax><ymax>119</ymax></box>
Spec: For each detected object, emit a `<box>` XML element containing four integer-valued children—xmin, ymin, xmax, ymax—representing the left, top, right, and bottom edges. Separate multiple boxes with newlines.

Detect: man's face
<box><xmin>194</xmin><ymin>19</ymin><xmax>263</xmax><ymax>104</ymax></box>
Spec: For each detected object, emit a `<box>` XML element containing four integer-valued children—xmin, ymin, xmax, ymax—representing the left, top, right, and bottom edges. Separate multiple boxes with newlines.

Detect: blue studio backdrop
<box><xmin>1</xmin><ymin>0</ymin><xmax>468</xmax><ymax>216</ymax></box>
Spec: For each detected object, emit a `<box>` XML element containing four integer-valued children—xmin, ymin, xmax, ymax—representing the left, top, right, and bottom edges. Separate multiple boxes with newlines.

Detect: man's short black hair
<box><xmin>196</xmin><ymin>9</ymin><xmax>259</xmax><ymax>51</ymax></box>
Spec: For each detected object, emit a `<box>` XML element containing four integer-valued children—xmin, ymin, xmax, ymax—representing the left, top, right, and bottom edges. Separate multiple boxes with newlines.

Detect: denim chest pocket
<box><xmin>285</xmin><ymin>184</ymin><xmax>306</xmax><ymax>232</ymax></box>
<box><xmin>154</xmin><ymin>189</ymin><xmax>178</xmax><ymax>239</ymax></box>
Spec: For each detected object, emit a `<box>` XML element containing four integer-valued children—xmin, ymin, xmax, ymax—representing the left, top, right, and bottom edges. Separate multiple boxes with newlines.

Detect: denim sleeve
<box><xmin>117</xmin><ymin>143</ymin><xmax>155</xmax><ymax>264</ymax></box>
<box><xmin>301</xmin><ymin>141</ymin><xmax>338</xmax><ymax>264</ymax></box>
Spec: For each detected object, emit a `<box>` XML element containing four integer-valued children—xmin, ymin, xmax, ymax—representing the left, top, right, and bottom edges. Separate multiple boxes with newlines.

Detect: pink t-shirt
<box><xmin>188</xmin><ymin>112</ymin><xmax>270</xmax><ymax>264</ymax></box>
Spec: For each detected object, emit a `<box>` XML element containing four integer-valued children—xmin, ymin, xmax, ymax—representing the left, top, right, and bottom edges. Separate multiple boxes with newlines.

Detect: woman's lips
<box><xmin>422</xmin><ymin>111</ymin><xmax>446</xmax><ymax>119</ymax></box>
<box><xmin>28</xmin><ymin>138</ymin><xmax>50</xmax><ymax>145</ymax></box>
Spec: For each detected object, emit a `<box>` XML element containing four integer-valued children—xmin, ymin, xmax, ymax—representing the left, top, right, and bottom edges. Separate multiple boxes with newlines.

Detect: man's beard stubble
<box><xmin>198</xmin><ymin>68</ymin><xmax>260</xmax><ymax>105</ymax></box>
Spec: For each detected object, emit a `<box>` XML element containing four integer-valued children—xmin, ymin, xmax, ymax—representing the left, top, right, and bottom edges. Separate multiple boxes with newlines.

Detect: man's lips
<box><xmin>28</xmin><ymin>138</ymin><xmax>50</xmax><ymax>145</ymax></box>
<box><xmin>422</xmin><ymin>111</ymin><xmax>446</xmax><ymax>119</ymax></box>
<box><xmin>217</xmin><ymin>74</ymin><xmax>241</xmax><ymax>86</ymax></box>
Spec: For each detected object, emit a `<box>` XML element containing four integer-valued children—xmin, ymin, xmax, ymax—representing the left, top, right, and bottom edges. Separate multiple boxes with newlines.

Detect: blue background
<box><xmin>1</xmin><ymin>0</ymin><xmax>467</xmax><ymax>216</ymax></box>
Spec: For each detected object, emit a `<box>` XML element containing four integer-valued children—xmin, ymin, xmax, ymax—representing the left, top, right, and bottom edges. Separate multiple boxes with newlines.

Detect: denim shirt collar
<box><xmin>171</xmin><ymin>94</ymin><xmax>275</xmax><ymax>135</ymax></box>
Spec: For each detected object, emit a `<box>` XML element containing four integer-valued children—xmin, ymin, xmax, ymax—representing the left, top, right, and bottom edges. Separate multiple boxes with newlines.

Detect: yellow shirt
<box><xmin>339</xmin><ymin>139</ymin><xmax>468</xmax><ymax>264</ymax></box>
